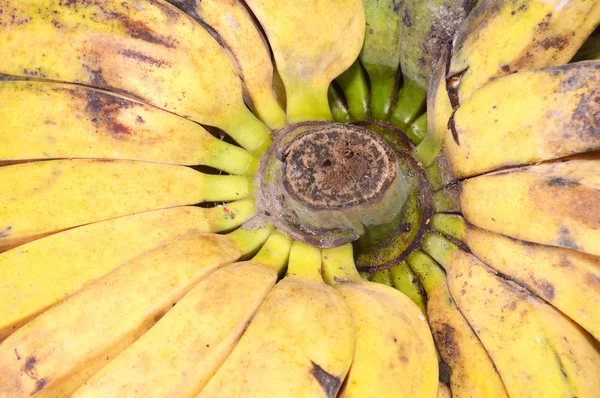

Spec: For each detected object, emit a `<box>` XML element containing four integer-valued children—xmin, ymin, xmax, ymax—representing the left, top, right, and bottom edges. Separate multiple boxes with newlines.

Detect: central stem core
<box><xmin>258</xmin><ymin>122</ymin><xmax>408</xmax><ymax>248</ymax></box>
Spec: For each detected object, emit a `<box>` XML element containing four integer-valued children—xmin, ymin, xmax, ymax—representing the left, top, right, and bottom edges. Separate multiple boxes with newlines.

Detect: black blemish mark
<box><xmin>393</xmin><ymin>0</ymin><xmax>402</xmax><ymax>14</ymax></box>
<box><xmin>402</xmin><ymin>8</ymin><xmax>412</xmax><ymax>27</ymax></box>
<box><xmin>438</xmin><ymin>361</ymin><xmax>451</xmax><ymax>384</ymax></box>
<box><xmin>435</xmin><ymin>324</ymin><xmax>460</xmax><ymax>361</ymax></box>
<box><xmin>118</xmin><ymin>49</ymin><xmax>171</xmax><ymax>68</ymax></box>
<box><xmin>537</xmin><ymin>12</ymin><xmax>552</xmax><ymax>31</ymax></box>
<box><xmin>163</xmin><ymin>0</ymin><xmax>202</xmax><ymax>22</ymax></box>
<box><xmin>107</xmin><ymin>11</ymin><xmax>177</xmax><ymax>48</ymax></box>
<box><xmin>32</xmin><ymin>379</ymin><xmax>48</xmax><ymax>395</ymax></box>
<box><xmin>136</xmin><ymin>115</ymin><xmax>145</xmax><ymax>124</ymax></box>
<box><xmin>448</xmin><ymin>113</ymin><xmax>459</xmax><ymax>145</ymax></box>
<box><xmin>85</xmin><ymin>90</ymin><xmax>137</xmax><ymax>139</ymax></box>
<box><xmin>542</xmin><ymin>283</ymin><xmax>555</xmax><ymax>299</ymax></box>
<box><xmin>546</xmin><ymin>177</ymin><xmax>578</xmax><ymax>188</ymax></box>
<box><xmin>24</xmin><ymin>356</ymin><xmax>36</xmax><ymax>372</ymax></box>
<box><xmin>557</xmin><ymin>228</ymin><xmax>580</xmax><ymax>250</ymax></box>
<box><xmin>539</xmin><ymin>36</ymin><xmax>568</xmax><ymax>51</ymax></box>
<box><xmin>14</xmin><ymin>349</ymin><xmax>20</xmax><ymax>360</ymax></box>
<box><xmin>500</xmin><ymin>64</ymin><xmax>511</xmax><ymax>73</ymax></box>
<box><xmin>0</xmin><ymin>226</ymin><xmax>12</xmax><ymax>239</ymax></box>
<box><xmin>83</xmin><ymin>66</ymin><xmax>109</xmax><ymax>88</ymax></box>
<box><xmin>401</xmin><ymin>223</ymin><xmax>411</xmax><ymax>232</ymax></box>
<box><xmin>310</xmin><ymin>361</ymin><xmax>341</xmax><ymax>398</ymax></box>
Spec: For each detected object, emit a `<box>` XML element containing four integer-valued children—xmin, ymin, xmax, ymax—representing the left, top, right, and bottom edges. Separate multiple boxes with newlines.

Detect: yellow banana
<box><xmin>0</xmin><ymin>159</ymin><xmax>253</xmax><ymax>252</ymax></box>
<box><xmin>0</xmin><ymin>227</ymin><xmax>271</xmax><ymax>397</ymax></box>
<box><xmin>0</xmin><ymin>199</ymin><xmax>255</xmax><ymax>342</ymax></box>
<box><xmin>441</xmin><ymin>61</ymin><xmax>600</xmax><ymax>179</ymax></box>
<box><xmin>198</xmin><ymin>241</ymin><xmax>355</xmax><ymax>398</ymax></box>
<box><xmin>432</xmin><ymin>213</ymin><xmax>600</xmax><ymax>340</ymax></box>
<box><xmin>243</xmin><ymin>0</ymin><xmax>365</xmax><ymax>122</ymax></box>
<box><xmin>169</xmin><ymin>0</ymin><xmax>286</xmax><ymax>130</ymax></box>
<box><xmin>408</xmin><ymin>250</ymin><xmax>509</xmax><ymax>398</ymax></box>
<box><xmin>423</xmin><ymin>233</ymin><xmax>600</xmax><ymax>398</ymax></box>
<box><xmin>322</xmin><ymin>244</ymin><xmax>438</xmax><ymax>398</ymax></box>
<box><xmin>0</xmin><ymin>81</ymin><xmax>258</xmax><ymax>174</ymax></box>
<box><xmin>449</xmin><ymin>0</ymin><xmax>600</xmax><ymax>104</ymax></box>
<box><xmin>72</xmin><ymin>231</ymin><xmax>291</xmax><ymax>397</ymax></box>
<box><xmin>457</xmin><ymin>157</ymin><xmax>600</xmax><ymax>256</ymax></box>
<box><xmin>0</xmin><ymin>0</ymin><xmax>270</xmax><ymax>153</ymax></box>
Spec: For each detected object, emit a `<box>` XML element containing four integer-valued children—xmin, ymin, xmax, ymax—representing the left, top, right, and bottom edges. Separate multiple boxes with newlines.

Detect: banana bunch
<box><xmin>1</xmin><ymin>0</ymin><xmax>600</xmax><ymax>397</ymax></box>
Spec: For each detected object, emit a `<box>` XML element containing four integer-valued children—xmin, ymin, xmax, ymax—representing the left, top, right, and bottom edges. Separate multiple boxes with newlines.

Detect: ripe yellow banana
<box><xmin>198</xmin><ymin>241</ymin><xmax>355</xmax><ymax>398</ymax></box>
<box><xmin>457</xmin><ymin>157</ymin><xmax>600</xmax><ymax>256</ymax></box>
<box><xmin>408</xmin><ymin>250</ymin><xmax>509</xmax><ymax>398</ymax></box>
<box><xmin>0</xmin><ymin>0</ymin><xmax>270</xmax><ymax>153</ymax></box>
<box><xmin>0</xmin><ymin>227</ymin><xmax>271</xmax><ymax>397</ymax></box>
<box><xmin>449</xmin><ymin>0</ymin><xmax>600</xmax><ymax>104</ymax></box>
<box><xmin>423</xmin><ymin>233</ymin><xmax>600</xmax><ymax>398</ymax></box>
<box><xmin>441</xmin><ymin>61</ymin><xmax>600</xmax><ymax>179</ymax></box>
<box><xmin>0</xmin><ymin>81</ymin><xmax>258</xmax><ymax>174</ymax></box>
<box><xmin>72</xmin><ymin>231</ymin><xmax>292</xmax><ymax>397</ymax></box>
<box><xmin>322</xmin><ymin>244</ymin><xmax>438</xmax><ymax>398</ymax></box>
<box><xmin>0</xmin><ymin>199</ymin><xmax>255</xmax><ymax>342</ymax></box>
<box><xmin>0</xmin><ymin>159</ymin><xmax>253</xmax><ymax>252</ymax></box>
<box><xmin>168</xmin><ymin>0</ymin><xmax>286</xmax><ymax>130</ymax></box>
<box><xmin>432</xmin><ymin>213</ymin><xmax>600</xmax><ymax>340</ymax></box>
<box><xmin>243</xmin><ymin>0</ymin><xmax>365</xmax><ymax>123</ymax></box>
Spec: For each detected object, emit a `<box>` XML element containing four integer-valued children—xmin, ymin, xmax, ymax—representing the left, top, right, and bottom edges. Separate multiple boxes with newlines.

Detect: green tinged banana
<box><xmin>390</xmin><ymin>261</ymin><xmax>427</xmax><ymax>314</ymax></box>
<box><xmin>360</xmin><ymin>0</ymin><xmax>403</xmax><ymax>120</ymax></box>
<box><xmin>328</xmin><ymin>85</ymin><xmax>353</xmax><ymax>123</ymax></box>
<box><xmin>335</xmin><ymin>60</ymin><xmax>370</xmax><ymax>121</ymax></box>
<box><xmin>390</xmin><ymin>77</ymin><xmax>427</xmax><ymax>132</ymax></box>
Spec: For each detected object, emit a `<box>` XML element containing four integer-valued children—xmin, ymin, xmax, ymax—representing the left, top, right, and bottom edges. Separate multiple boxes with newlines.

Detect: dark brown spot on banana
<box><xmin>31</xmin><ymin>378</ymin><xmax>48</xmax><ymax>395</ymax></box>
<box><xmin>435</xmin><ymin>323</ymin><xmax>461</xmax><ymax>362</ymax></box>
<box><xmin>85</xmin><ymin>89</ymin><xmax>137</xmax><ymax>139</ymax></box>
<box><xmin>438</xmin><ymin>361</ymin><xmax>451</xmax><ymax>384</ymax></box>
<box><xmin>310</xmin><ymin>361</ymin><xmax>341</xmax><ymax>398</ymax></box>
<box><xmin>556</xmin><ymin>228</ymin><xmax>580</xmax><ymax>251</ymax></box>
<box><xmin>117</xmin><ymin>49</ymin><xmax>171</xmax><ymax>68</ymax></box>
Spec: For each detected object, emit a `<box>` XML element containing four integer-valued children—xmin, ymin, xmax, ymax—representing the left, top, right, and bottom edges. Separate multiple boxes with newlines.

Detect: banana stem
<box><xmin>406</xmin><ymin>112</ymin><xmax>428</xmax><ymax>145</ymax></box>
<box><xmin>364</xmin><ymin>64</ymin><xmax>398</xmax><ymax>121</ymax></box>
<box><xmin>206</xmin><ymin>198</ymin><xmax>257</xmax><ymax>231</ymax></box>
<box><xmin>390</xmin><ymin>261</ymin><xmax>427</xmax><ymax>314</ymax></box>
<box><xmin>222</xmin><ymin>107</ymin><xmax>273</xmax><ymax>156</ymax></box>
<box><xmin>286</xmin><ymin>241</ymin><xmax>323</xmax><ymax>282</ymax></box>
<box><xmin>328</xmin><ymin>84</ymin><xmax>352</xmax><ymax>123</ymax></box>
<box><xmin>335</xmin><ymin>61</ymin><xmax>369</xmax><ymax>121</ymax></box>
<box><xmin>432</xmin><ymin>184</ymin><xmax>462</xmax><ymax>213</ymax></box>
<box><xmin>322</xmin><ymin>244</ymin><xmax>361</xmax><ymax>284</ymax></box>
<box><xmin>412</xmin><ymin>130</ymin><xmax>444</xmax><ymax>167</ymax></box>
<box><xmin>390</xmin><ymin>77</ymin><xmax>427</xmax><ymax>131</ymax></box>
<box><xmin>421</xmin><ymin>233</ymin><xmax>458</xmax><ymax>271</ymax></box>
<box><xmin>426</xmin><ymin>155</ymin><xmax>454</xmax><ymax>191</ymax></box>
<box><xmin>407</xmin><ymin>250</ymin><xmax>446</xmax><ymax>296</ymax></box>
<box><xmin>286</xmin><ymin>82</ymin><xmax>333</xmax><ymax>124</ymax></box>
<box><xmin>431</xmin><ymin>214</ymin><xmax>467</xmax><ymax>241</ymax></box>
<box><xmin>251</xmin><ymin>230</ymin><xmax>293</xmax><ymax>275</ymax></box>
<box><xmin>226</xmin><ymin>226</ymin><xmax>273</xmax><ymax>257</ymax></box>
<box><xmin>370</xmin><ymin>269</ymin><xmax>393</xmax><ymax>286</ymax></box>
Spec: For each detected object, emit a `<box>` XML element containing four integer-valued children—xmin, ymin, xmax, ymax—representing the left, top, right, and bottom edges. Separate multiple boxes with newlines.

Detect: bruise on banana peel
<box><xmin>448</xmin><ymin>0</ymin><xmax>600</xmax><ymax>104</ymax></box>
<box><xmin>0</xmin><ymin>0</ymin><xmax>271</xmax><ymax>154</ymax></box>
<box><xmin>431</xmin><ymin>61</ymin><xmax>600</xmax><ymax>182</ymax></box>
<box><xmin>0</xmin><ymin>81</ymin><xmax>258</xmax><ymax>174</ymax></box>
<box><xmin>434</xmin><ymin>157</ymin><xmax>600</xmax><ymax>256</ymax></box>
<box><xmin>432</xmin><ymin>213</ymin><xmax>600</xmax><ymax>340</ymax></box>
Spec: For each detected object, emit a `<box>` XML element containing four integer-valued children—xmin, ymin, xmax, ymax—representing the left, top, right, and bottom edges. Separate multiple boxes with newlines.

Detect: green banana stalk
<box><xmin>328</xmin><ymin>85</ymin><xmax>352</xmax><ymax>123</ymax></box>
<box><xmin>370</xmin><ymin>269</ymin><xmax>393</xmax><ymax>286</ymax></box>
<box><xmin>389</xmin><ymin>77</ymin><xmax>426</xmax><ymax>132</ymax></box>
<box><xmin>359</xmin><ymin>0</ymin><xmax>403</xmax><ymax>120</ymax></box>
<box><xmin>335</xmin><ymin>60</ymin><xmax>370</xmax><ymax>121</ymax></box>
<box><xmin>390</xmin><ymin>261</ymin><xmax>427</xmax><ymax>314</ymax></box>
